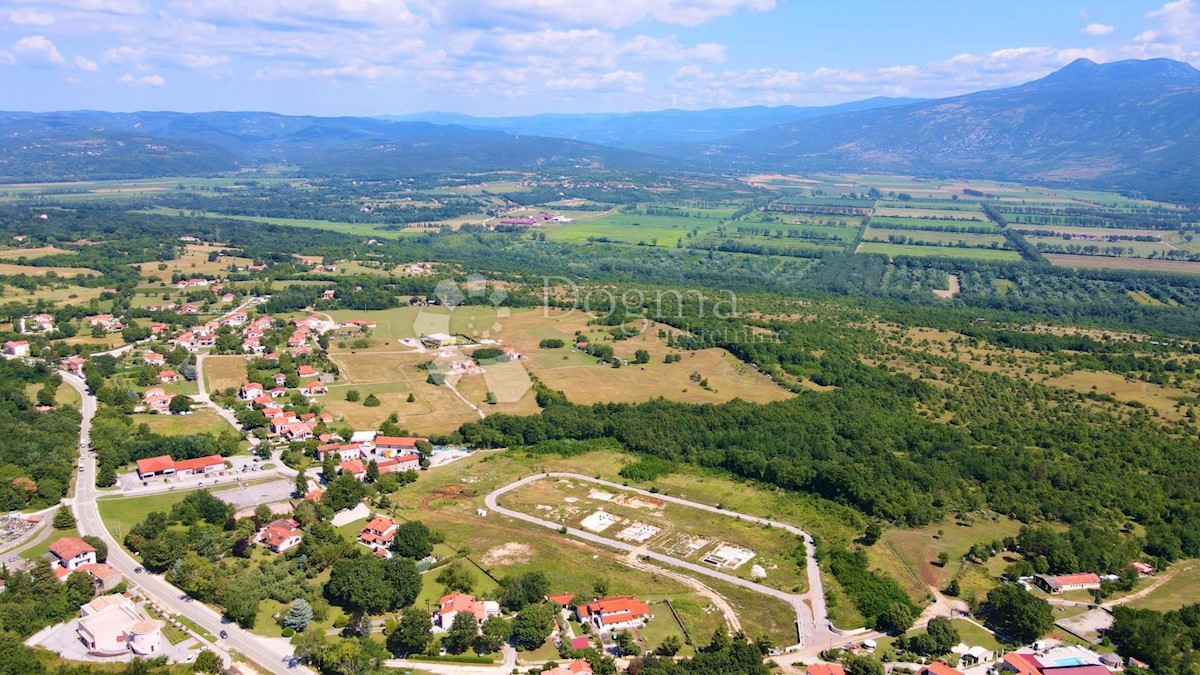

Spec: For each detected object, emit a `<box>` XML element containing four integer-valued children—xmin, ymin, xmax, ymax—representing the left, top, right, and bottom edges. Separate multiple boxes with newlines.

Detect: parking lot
<box><xmin>115</xmin><ymin>454</ymin><xmax>275</xmax><ymax>494</ymax></box>
<box><xmin>213</xmin><ymin>478</ymin><xmax>295</xmax><ymax>510</ymax></box>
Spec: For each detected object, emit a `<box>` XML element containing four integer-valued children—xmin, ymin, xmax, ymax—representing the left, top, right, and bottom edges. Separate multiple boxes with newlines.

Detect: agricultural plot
<box><xmin>0</xmin><ymin>261</ymin><xmax>98</xmax><ymax>276</ymax></box>
<box><xmin>547</xmin><ymin>210</ymin><xmax>726</xmax><ymax>246</ymax></box>
<box><xmin>0</xmin><ymin>283</ymin><xmax>106</xmax><ymax>305</ymax></box>
<box><xmin>862</xmin><ymin>227</ymin><xmax>1008</xmax><ymax>248</ymax></box>
<box><xmin>136</xmin><ymin>244</ymin><xmax>254</xmax><ymax>282</ymax></box>
<box><xmin>497</xmin><ymin>476</ymin><xmax>812</xmax><ymax>593</ymax></box>
<box><xmin>1045</xmin><ymin>254</ymin><xmax>1200</xmax><ymax>275</ymax></box>
<box><xmin>856</xmin><ymin>241</ymin><xmax>1023</xmax><ymax>262</ymax></box>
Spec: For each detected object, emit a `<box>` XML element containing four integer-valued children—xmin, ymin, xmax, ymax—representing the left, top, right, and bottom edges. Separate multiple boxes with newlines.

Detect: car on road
<box><xmin>134</xmin><ymin>566</ymin><xmax>143</xmax><ymax>573</ymax></box>
<box><xmin>219</xmin><ymin>630</ymin><xmax>229</xmax><ymax>639</ymax></box>
<box><xmin>184</xmin><ymin>654</ymin><xmax>196</xmax><ymax>663</ymax></box>
<box><xmin>7</xmin><ymin>555</ymin><xmax>17</xmax><ymax>562</ymax></box>
<box><xmin>78</xmin><ymin>466</ymin><xmax>85</xmax><ymax>472</ymax></box>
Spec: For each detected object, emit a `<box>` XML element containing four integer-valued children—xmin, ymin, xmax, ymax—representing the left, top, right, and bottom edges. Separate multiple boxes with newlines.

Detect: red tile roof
<box><xmin>49</xmin><ymin>537</ymin><xmax>95</xmax><ymax>561</ymax></box>
<box><xmin>375</xmin><ymin>436</ymin><xmax>426</xmax><ymax>448</ymax></box>
<box><xmin>547</xmin><ymin>593</ymin><xmax>575</xmax><ymax>606</ymax></box>
<box><xmin>174</xmin><ymin>455</ymin><xmax>224</xmax><ymax>473</ymax></box>
<box><xmin>1057</xmin><ymin>573</ymin><xmax>1101</xmax><ymax>585</ymax></box>
<box><xmin>1003</xmin><ymin>653</ymin><xmax>1042</xmax><ymax>675</ymax></box>
<box><xmin>920</xmin><ymin>664</ymin><xmax>964</xmax><ymax>675</ymax></box>
<box><xmin>341</xmin><ymin>459</ymin><xmax>365</xmax><ymax>475</ymax></box>
<box><xmin>807</xmin><ymin>665</ymin><xmax>846</xmax><ymax>675</ymax></box>
<box><xmin>136</xmin><ymin>455</ymin><xmax>175</xmax><ymax>475</ymax></box>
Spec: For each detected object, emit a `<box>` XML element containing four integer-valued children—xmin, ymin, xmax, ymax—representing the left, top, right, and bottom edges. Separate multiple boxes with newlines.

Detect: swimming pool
<box><xmin>1054</xmin><ymin>658</ymin><xmax>1087</xmax><ymax>666</ymax></box>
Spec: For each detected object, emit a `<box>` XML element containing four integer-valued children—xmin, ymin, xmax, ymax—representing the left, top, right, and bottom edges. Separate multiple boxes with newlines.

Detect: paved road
<box><xmin>58</xmin><ymin>370</ymin><xmax>307</xmax><ymax>674</ymax></box>
<box><xmin>486</xmin><ymin>472</ymin><xmax>844</xmax><ymax>650</ymax></box>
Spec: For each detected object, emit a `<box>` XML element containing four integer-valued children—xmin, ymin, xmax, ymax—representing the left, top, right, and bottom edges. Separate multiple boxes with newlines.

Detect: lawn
<box><xmin>22</xmin><ymin>526</ymin><xmax>80</xmax><ymax>563</ymax></box>
<box><xmin>98</xmin><ymin>492</ymin><xmax>192</xmax><ymax>540</ymax></box>
<box><xmin>856</xmin><ymin>241</ymin><xmax>1023</xmax><ymax>262</ymax></box>
<box><xmin>130</xmin><ymin>409</ymin><xmax>232</xmax><ymax>437</ymax></box>
<box><xmin>547</xmin><ymin>211</ymin><xmax>726</xmax><ymax>245</ymax></box>
<box><xmin>876</xmin><ymin>514</ymin><xmax>1024</xmax><ymax>590</ymax></box>
<box><xmin>1127</xmin><ymin>559</ymin><xmax>1200</xmax><ymax>612</ymax></box>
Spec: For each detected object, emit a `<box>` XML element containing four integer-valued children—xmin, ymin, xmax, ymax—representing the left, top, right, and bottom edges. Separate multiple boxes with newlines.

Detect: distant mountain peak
<box><xmin>1036</xmin><ymin>57</ymin><xmax>1200</xmax><ymax>86</ymax></box>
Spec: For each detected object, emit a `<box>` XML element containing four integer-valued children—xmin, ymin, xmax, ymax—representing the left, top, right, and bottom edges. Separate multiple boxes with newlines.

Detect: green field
<box><xmin>856</xmin><ymin>241</ymin><xmax>1023</xmax><ymax>261</ymax></box>
<box><xmin>547</xmin><ymin>211</ymin><xmax>726</xmax><ymax>245</ymax></box>
<box><xmin>863</xmin><ymin>228</ymin><xmax>1008</xmax><ymax>248</ymax></box>
<box><xmin>135</xmin><ymin>207</ymin><xmax>425</xmax><ymax>239</ymax></box>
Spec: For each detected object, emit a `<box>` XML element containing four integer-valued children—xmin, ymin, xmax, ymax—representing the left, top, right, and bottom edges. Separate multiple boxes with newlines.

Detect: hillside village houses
<box><xmin>21</xmin><ymin>313</ymin><xmax>54</xmax><ymax>333</ymax></box>
<box><xmin>3</xmin><ymin>339</ymin><xmax>30</xmax><ymax>357</ymax></box>
<box><xmin>85</xmin><ymin>314</ymin><xmax>123</xmax><ymax>332</ymax></box>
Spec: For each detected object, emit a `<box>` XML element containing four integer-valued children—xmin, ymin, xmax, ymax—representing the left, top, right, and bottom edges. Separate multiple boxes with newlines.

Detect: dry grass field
<box><xmin>0</xmin><ymin>246</ymin><xmax>76</xmax><ymax>259</ymax></box>
<box><xmin>136</xmin><ymin>245</ymin><xmax>254</xmax><ymax>282</ymax></box>
<box><xmin>202</xmin><ymin>355</ymin><xmax>249</xmax><ymax>395</ymax></box>
<box><xmin>876</xmin><ymin>514</ymin><xmax>1024</xmax><ymax>591</ymax></box>
<box><xmin>0</xmin><ymin>262</ymin><xmax>98</xmax><ymax>276</ymax></box>
<box><xmin>0</xmin><ymin>284</ymin><xmax>106</xmax><ymax>305</ymax></box>
<box><xmin>130</xmin><ymin>409</ymin><xmax>231</xmax><ymax>436</ymax></box>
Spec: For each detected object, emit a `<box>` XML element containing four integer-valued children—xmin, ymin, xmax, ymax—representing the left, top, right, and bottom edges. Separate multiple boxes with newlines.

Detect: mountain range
<box><xmin>2</xmin><ymin>58</ymin><xmax>1198</xmax><ymax>202</ymax></box>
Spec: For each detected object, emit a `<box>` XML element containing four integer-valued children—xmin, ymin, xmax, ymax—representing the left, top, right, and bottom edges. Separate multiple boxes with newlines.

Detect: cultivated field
<box><xmin>1045</xmin><ymin>253</ymin><xmax>1200</xmax><ymax>274</ymax></box>
<box><xmin>0</xmin><ymin>261</ymin><xmax>98</xmax><ymax>276</ymax></box>
<box><xmin>856</xmin><ymin>242</ymin><xmax>1023</xmax><ymax>262</ymax></box>
<box><xmin>202</xmin><ymin>355</ymin><xmax>249</xmax><ymax>395</ymax></box>
<box><xmin>136</xmin><ymin>244</ymin><xmax>254</xmax><ymax>282</ymax></box>
<box><xmin>0</xmin><ymin>246</ymin><xmax>77</xmax><ymax>259</ymax></box>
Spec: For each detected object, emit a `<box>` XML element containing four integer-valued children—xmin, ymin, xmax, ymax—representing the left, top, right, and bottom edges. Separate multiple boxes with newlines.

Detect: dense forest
<box><xmin>0</xmin><ymin>358</ymin><xmax>80</xmax><ymax>511</ymax></box>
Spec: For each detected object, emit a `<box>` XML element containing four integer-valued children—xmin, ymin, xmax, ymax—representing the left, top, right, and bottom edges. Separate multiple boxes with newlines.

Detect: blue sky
<box><xmin>0</xmin><ymin>0</ymin><xmax>1196</xmax><ymax>116</ymax></box>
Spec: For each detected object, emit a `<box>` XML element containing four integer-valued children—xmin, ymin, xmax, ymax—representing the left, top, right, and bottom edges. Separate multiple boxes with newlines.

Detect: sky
<box><xmin>0</xmin><ymin>0</ymin><xmax>1198</xmax><ymax>117</ymax></box>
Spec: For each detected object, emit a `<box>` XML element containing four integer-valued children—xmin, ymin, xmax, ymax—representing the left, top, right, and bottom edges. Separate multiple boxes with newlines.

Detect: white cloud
<box><xmin>1147</xmin><ymin>0</ymin><xmax>1200</xmax><ymax>43</ymax></box>
<box><xmin>1134</xmin><ymin>29</ymin><xmax>1160</xmax><ymax>43</ymax></box>
<box><xmin>546</xmin><ymin>69</ymin><xmax>646</xmax><ymax>92</ymax></box>
<box><xmin>1082</xmin><ymin>23</ymin><xmax>1114</xmax><ymax>36</ymax></box>
<box><xmin>103</xmin><ymin>45</ymin><xmax>145</xmax><ymax>63</ymax></box>
<box><xmin>435</xmin><ymin>0</ymin><xmax>774</xmax><ymax>29</ymax></box>
<box><xmin>118</xmin><ymin>71</ymin><xmax>164</xmax><ymax>85</ymax></box>
<box><xmin>6</xmin><ymin>8</ymin><xmax>56</xmax><ymax>25</ymax></box>
<box><xmin>74</xmin><ymin>55</ymin><xmax>98</xmax><ymax>70</ymax></box>
<box><xmin>12</xmin><ymin>35</ymin><xmax>66</xmax><ymax>65</ymax></box>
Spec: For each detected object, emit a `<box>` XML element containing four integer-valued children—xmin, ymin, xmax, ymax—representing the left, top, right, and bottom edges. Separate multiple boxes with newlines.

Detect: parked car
<box><xmin>219</xmin><ymin>630</ymin><xmax>229</xmax><ymax>639</ymax></box>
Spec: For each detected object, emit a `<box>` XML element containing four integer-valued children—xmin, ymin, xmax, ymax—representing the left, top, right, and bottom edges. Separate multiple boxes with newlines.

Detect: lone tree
<box><xmin>53</xmin><ymin>507</ymin><xmax>76</xmax><ymax>530</ymax></box>
<box><xmin>282</xmin><ymin>598</ymin><xmax>315</xmax><ymax>632</ymax></box>
<box><xmin>169</xmin><ymin>394</ymin><xmax>192</xmax><ymax>415</ymax></box>
<box><xmin>387</xmin><ymin>606</ymin><xmax>431</xmax><ymax>656</ymax></box>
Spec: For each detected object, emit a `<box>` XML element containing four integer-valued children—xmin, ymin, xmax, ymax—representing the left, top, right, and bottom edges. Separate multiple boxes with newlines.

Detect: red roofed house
<box><xmin>279</xmin><ymin>422</ymin><xmax>313</xmax><ymax>442</ymax></box>
<box><xmin>297</xmin><ymin>365</ymin><xmax>316</xmax><ymax>377</ymax></box>
<box><xmin>436</xmin><ymin>593</ymin><xmax>500</xmax><ymax>627</ymax></box>
<box><xmin>1033</xmin><ymin>573</ymin><xmax>1102</xmax><ymax>594</ymax></box>
<box><xmin>304</xmin><ymin>489</ymin><xmax>325</xmax><ymax>502</ymax></box>
<box><xmin>143</xmin><ymin>352</ymin><xmax>165</xmax><ymax>366</ymax></box>
<box><xmin>305</xmin><ymin>381</ymin><xmax>327</xmax><ymax>396</ymax></box>
<box><xmin>547</xmin><ymin>593</ymin><xmax>576</xmax><ymax>607</ymax></box>
<box><xmin>149</xmin><ymin>322</ymin><xmax>168</xmax><ymax>335</ymax></box>
<box><xmin>318</xmin><ymin>443</ymin><xmax>363</xmax><ymax>462</ymax></box>
<box><xmin>77</xmin><ymin>562</ymin><xmax>123</xmax><ymax>592</ymax></box>
<box><xmin>3</xmin><ymin>340</ymin><xmax>30</xmax><ymax>358</ymax></box>
<box><xmin>374</xmin><ymin>436</ymin><xmax>426</xmax><ymax>458</ymax></box>
<box><xmin>377</xmin><ymin>454</ymin><xmax>420</xmax><ymax>474</ymax></box>
<box><xmin>807</xmin><ymin>665</ymin><xmax>846</xmax><ymax>675</ymax></box>
<box><xmin>136</xmin><ymin>455</ymin><xmax>176</xmax><ymax>479</ymax></box>
<box><xmin>240</xmin><ymin>382</ymin><xmax>265</xmax><ymax>400</ymax></box>
<box><xmin>62</xmin><ymin>355</ymin><xmax>86</xmax><ymax>373</ymax></box>
<box><xmin>256</xmin><ymin>518</ymin><xmax>303</xmax><ymax>553</ymax></box>
<box><xmin>359</xmin><ymin>517</ymin><xmax>397</xmax><ymax>553</ymax></box>
<box><xmin>157</xmin><ymin>370</ymin><xmax>178</xmax><ymax>384</ymax></box>
<box><xmin>340</xmin><ymin>459</ymin><xmax>366</xmax><ymax>480</ymax></box>
<box><xmin>49</xmin><ymin>537</ymin><xmax>97</xmax><ymax>579</ymax></box>
<box><xmin>576</xmin><ymin>596</ymin><xmax>652</xmax><ymax>632</ymax></box>
<box><xmin>918</xmin><ymin>664</ymin><xmax>964</xmax><ymax>675</ymax></box>
<box><xmin>543</xmin><ymin>659</ymin><xmax>593</xmax><ymax>675</ymax></box>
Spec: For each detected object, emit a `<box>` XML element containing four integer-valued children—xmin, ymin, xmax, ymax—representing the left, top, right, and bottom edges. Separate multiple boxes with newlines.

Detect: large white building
<box><xmin>76</xmin><ymin>595</ymin><xmax>163</xmax><ymax>657</ymax></box>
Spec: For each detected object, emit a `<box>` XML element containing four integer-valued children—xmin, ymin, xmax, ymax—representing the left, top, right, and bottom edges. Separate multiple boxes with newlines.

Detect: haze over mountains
<box><xmin>2</xmin><ymin>58</ymin><xmax>1198</xmax><ymax>202</ymax></box>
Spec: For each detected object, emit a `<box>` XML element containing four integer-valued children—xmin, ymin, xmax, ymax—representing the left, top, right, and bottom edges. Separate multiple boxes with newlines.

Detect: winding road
<box><xmin>485</xmin><ymin>472</ymin><xmax>841</xmax><ymax>651</ymax></box>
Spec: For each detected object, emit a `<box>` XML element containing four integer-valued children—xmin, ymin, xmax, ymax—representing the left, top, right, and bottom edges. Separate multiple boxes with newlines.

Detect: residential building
<box><xmin>358</xmin><ymin>517</ymin><xmax>397</xmax><ymax>552</ymax></box>
<box><xmin>377</xmin><ymin>454</ymin><xmax>420</xmax><ymax>474</ymax></box>
<box><xmin>256</xmin><ymin>518</ymin><xmax>303</xmax><ymax>553</ymax></box>
<box><xmin>305</xmin><ymin>381</ymin><xmax>327</xmax><ymax>396</ymax></box>
<box><xmin>542</xmin><ymin>659</ymin><xmax>593</xmax><ymax>675</ymax></box>
<box><xmin>953</xmin><ymin>643</ymin><xmax>995</xmax><ymax>666</ymax></box>
<box><xmin>807</xmin><ymin>666</ymin><xmax>846</xmax><ymax>675</ymax></box>
<box><xmin>48</xmin><ymin>537</ymin><xmax>97</xmax><ymax>579</ymax></box>
<box><xmin>436</xmin><ymin>592</ymin><xmax>501</xmax><ymax>627</ymax></box>
<box><xmin>240</xmin><ymin>382</ymin><xmax>266</xmax><ymax>400</ymax></box>
<box><xmin>143</xmin><ymin>352</ymin><xmax>165</xmax><ymax>366</ymax></box>
<box><xmin>62</xmin><ymin>355</ymin><xmax>86</xmax><ymax>373</ymax></box>
<box><xmin>157</xmin><ymin>370</ymin><xmax>178</xmax><ymax>384</ymax></box>
<box><xmin>576</xmin><ymin>596</ymin><xmax>652</xmax><ymax>632</ymax></box>
<box><xmin>3</xmin><ymin>340</ymin><xmax>30</xmax><ymax>357</ymax></box>
<box><xmin>340</xmin><ymin>459</ymin><xmax>366</xmax><ymax>480</ymax></box>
